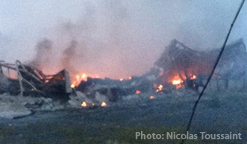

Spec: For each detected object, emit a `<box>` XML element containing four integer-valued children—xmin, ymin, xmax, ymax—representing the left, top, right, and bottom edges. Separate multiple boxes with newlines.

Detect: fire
<box><xmin>70</xmin><ymin>73</ymin><xmax>88</xmax><ymax>87</ymax></box>
<box><xmin>172</xmin><ymin>79</ymin><xmax>183</xmax><ymax>85</ymax></box>
<box><xmin>81</xmin><ymin>73</ymin><xmax>87</xmax><ymax>81</ymax></box>
<box><xmin>149</xmin><ymin>95</ymin><xmax>155</xmax><ymax>100</ymax></box>
<box><xmin>119</xmin><ymin>76</ymin><xmax>132</xmax><ymax>81</ymax></box>
<box><xmin>71</xmin><ymin>73</ymin><xmax>132</xmax><ymax>87</ymax></box>
<box><xmin>158</xmin><ymin>85</ymin><xmax>163</xmax><ymax>89</ymax></box>
<box><xmin>135</xmin><ymin>90</ymin><xmax>141</xmax><ymax>94</ymax></box>
<box><xmin>76</xmin><ymin>75</ymin><xmax>80</xmax><ymax>81</ymax></box>
<box><xmin>171</xmin><ymin>79</ymin><xmax>184</xmax><ymax>89</ymax></box>
<box><xmin>81</xmin><ymin>101</ymin><xmax>87</xmax><ymax>107</ymax></box>
<box><xmin>190</xmin><ymin>74</ymin><xmax>197</xmax><ymax>80</ymax></box>
<box><xmin>70</xmin><ymin>73</ymin><xmax>100</xmax><ymax>87</ymax></box>
<box><xmin>155</xmin><ymin>84</ymin><xmax>163</xmax><ymax>92</ymax></box>
<box><xmin>71</xmin><ymin>84</ymin><xmax>75</xmax><ymax>88</ymax></box>
<box><xmin>101</xmin><ymin>102</ymin><xmax>107</xmax><ymax>107</ymax></box>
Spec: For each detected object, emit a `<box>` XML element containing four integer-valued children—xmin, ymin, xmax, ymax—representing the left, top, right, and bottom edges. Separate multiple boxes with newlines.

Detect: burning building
<box><xmin>0</xmin><ymin>38</ymin><xmax>246</xmax><ymax>104</ymax></box>
<box><xmin>0</xmin><ymin>60</ymin><xmax>72</xmax><ymax>99</ymax></box>
<box><xmin>154</xmin><ymin>39</ymin><xmax>247</xmax><ymax>91</ymax></box>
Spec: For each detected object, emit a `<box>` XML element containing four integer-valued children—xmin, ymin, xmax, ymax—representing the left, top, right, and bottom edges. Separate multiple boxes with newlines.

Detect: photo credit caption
<box><xmin>135</xmin><ymin>131</ymin><xmax>242</xmax><ymax>140</ymax></box>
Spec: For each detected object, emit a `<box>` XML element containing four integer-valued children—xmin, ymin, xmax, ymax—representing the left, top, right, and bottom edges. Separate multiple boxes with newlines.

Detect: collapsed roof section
<box><xmin>154</xmin><ymin>39</ymin><xmax>247</xmax><ymax>82</ymax></box>
<box><xmin>0</xmin><ymin>60</ymin><xmax>72</xmax><ymax>99</ymax></box>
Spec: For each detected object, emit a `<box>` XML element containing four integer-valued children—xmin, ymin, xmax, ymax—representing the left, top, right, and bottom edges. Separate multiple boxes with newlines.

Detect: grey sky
<box><xmin>0</xmin><ymin>0</ymin><xmax>246</xmax><ymax>78</ymax></box>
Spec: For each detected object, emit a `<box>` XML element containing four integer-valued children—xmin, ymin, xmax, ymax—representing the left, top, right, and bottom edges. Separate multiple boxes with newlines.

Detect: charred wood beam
<box><xmin>1</xmin><ymin>60</ymin><xmax>71</xmax><ymax>97</ymax></box>
<box><xmin>1</xmin><ymin>61</ymin><xmax>44</xmax><ymax>83</ymax></box>
<box><xmin>0</xmin><ymin>63</ymin><xmax>16</xmax><ymax>70</ymax></box>
<box><xmin>16</xmin><ymin>60</ymin><xmax>46</xmax><ymax>96</ymax></box>
<box><xmin>16</xmin><ymin>60</ymin><xmax>44</xmax><ymax>84</ymax></box>
<box><xmin>16</xmin><ymin>61</ymin><xmax>24</xmax><ymax>96</ymax></box>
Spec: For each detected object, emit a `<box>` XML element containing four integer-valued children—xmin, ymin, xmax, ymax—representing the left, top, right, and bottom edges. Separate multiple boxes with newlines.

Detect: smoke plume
<box><xmin>0</xmin><ymin>0</ymin><xmax>245</xmax><ymax>79</ymax></box>
<box><xmin>28</xmin><ymin>38</ymin><xmax>53</xmax><ymax>70</ymax></box>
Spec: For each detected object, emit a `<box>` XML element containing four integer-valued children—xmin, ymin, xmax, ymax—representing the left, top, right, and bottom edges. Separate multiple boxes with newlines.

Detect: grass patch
<box><xmin>0</xmin><ymin>125</ymin><xmax>18</xmax><ymax>142</ymax></box>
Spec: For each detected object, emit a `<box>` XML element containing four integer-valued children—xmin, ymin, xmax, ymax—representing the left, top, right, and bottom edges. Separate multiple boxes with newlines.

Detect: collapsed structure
<box><xmin>0</xmin><ymin>39</ymin><xmax>246</xmax><ymax>102</ymax></box>
<box><xmin>1</xmin><ymin>39</ymin><xmax>246</xmax><ymax>119</ymax></box>
<box><xmin>154</xmin><ymin>39</ymin><xmax>247</xmax><ymax>91</ymax></box>
<box><xmin>0</xmin><ymin>60</ymin><xmax>72</xmax><ymax>99</ymax></box>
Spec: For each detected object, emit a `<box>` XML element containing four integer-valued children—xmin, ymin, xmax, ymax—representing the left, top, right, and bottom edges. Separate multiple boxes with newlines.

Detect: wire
<box><xmin>181</xmin><ymin>0</ymin><xmax>246</xmax><ymax>143</ymax></box>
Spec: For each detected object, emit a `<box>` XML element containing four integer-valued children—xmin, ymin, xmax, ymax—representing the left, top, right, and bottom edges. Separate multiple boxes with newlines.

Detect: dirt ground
<box><xmin>0</xmin><ymin>91</ymin><xmax>247</xmax><ymax>144</ymax></box>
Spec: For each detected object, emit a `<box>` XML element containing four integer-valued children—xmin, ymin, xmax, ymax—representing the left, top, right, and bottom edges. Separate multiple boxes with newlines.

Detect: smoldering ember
<box><xmin>0</xmin><ymin>39</ymin><xmax>246</xmax><ymax>119</ymax></box>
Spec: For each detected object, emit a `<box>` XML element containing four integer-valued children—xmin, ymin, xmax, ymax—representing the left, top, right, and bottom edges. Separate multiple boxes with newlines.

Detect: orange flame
<box><xmin>190</xmin><ymin>75</ymin><xmax>197</xmax><ymax>80</ymax></box>
<box><xmin>172</xmin><ymin>79</ymin><xmax>183</xmax><ymax>89</ymax></box>
<box><xmin>101</xmin><ymin>102</ymin><xmax>107</xmax><ymax>107</ymax></box>
<box><xmin>172</xmin><ymin>79</ymin><xmax>183</xmax><ymax>85</ymax></box>
<box><xmin>149</xmin><ymin>95</ymin><xmax>155</xmax><ymax>99</ymax></box>
<box><xmin>81</xmin><ymin>73</ymin><xmax>87</xmax><ymax>81</ymax></box>
<box><xmin>81</xmin><ymin>102</ymin><xmax>87</xmax><ymax>107</ymax></box>
<box><xmin>71</xmin><ymin>84</ymin><xmax>75</xmax><ymax>88</ymax></box>
<box><xmin>71</xmin><ymin>73</ymin><xmax>98</xmax><ymax>87</ymax></box>
<box><xmin>135</xmin><ymin>90</ymin><xmax>141</xmax><ymax>94</ymax></box>
<box><xmin>76</xmin><ymin>75</ymin><xmax>80</xmax><ymax>81</ymax></box>
<box><xmin>155</xmin><ymin>84</ymin><xmax>164</xmax><ymax>92</ymax></box>
<box><xmin>119</xmin><ymin>76</ymin><xmax>132</xmax><ymax>81</ymax></box>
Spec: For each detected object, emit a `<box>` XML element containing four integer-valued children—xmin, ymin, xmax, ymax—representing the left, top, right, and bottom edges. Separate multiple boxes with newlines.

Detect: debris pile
<box><xmin>153</xmin><ymin>39</ymin><xmax>247</xmax><ymax>91</ymax></box>
<box><xmin>0</xmin><ymin>60</ymin><xmax>72</xmax><ymax>99</ymax></box>
<box><xmin>0</xmin><ymin>39</ymin><xmax>246</xmax><ymax>119</ymax></box>
<box><xmin>0</xmin><ymin>93</ymin><xmax>64</xmax><ymax>119</ymax></box>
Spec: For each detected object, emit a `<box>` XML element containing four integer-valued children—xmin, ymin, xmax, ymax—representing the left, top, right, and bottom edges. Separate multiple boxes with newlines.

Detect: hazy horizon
<box><xmin>0</xmin><ymin>0</ymin><xmax>246</xmax><ymax>78</ymax></box>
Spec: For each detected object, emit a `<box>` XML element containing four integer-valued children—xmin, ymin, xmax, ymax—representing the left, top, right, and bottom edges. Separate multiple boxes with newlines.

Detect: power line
<box><xmin>181</xmin><ymin>0</ymin><xmax>246</xmax><ymax>143</ymax></box>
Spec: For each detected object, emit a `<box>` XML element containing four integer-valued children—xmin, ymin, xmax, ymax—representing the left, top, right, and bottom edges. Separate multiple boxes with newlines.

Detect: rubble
<box><xmin>68</xmin><ymin>91</ymin><xmax>86</xmax><ymax>108</ymax></box>
<box><xmin>0</xmin><ymin>92</ymin><xmax>68</xmax><ymax>119</ymax></box>
<box><xmin>0</xmin><ymin>39</ymin><xmax>246</xmax><ymax>118</ymax></box>
<box><xmin>0</xmin><ymin>101</ymin><xmax>32</xmax><ymax>119</ymax></box>
<box><xmin>95</xmin><ymin>92</ymin><xmax>107</xmax><ymax>103</ymax></box>
<box><xmin>68</xmin><ymin>90</ymin><xmax>109</xmax><ymax>108</ymax></box>
<box><xmin>153</xmin><ymin>39</ymin><xmax>247</xmax><ymax>91</ymax></box>
<box><xmin>0</xmin><ymin>60</ymin><xmax>72</xmax><ymax>99</ymax></box>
